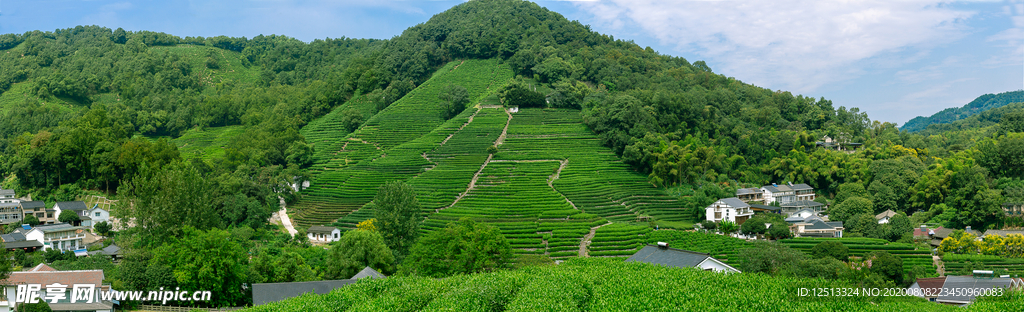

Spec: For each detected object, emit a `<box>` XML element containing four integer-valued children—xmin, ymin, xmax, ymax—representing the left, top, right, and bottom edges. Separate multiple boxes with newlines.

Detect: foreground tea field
<box><xmin>243</xmin><ymin>257</ymin><xmax>1020</xmax><ymax>312</ymax></box>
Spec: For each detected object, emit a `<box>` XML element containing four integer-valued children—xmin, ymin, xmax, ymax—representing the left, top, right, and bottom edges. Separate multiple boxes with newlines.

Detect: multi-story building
<box><xmin>761</xmin><ymin>184</ymin><xmax>794</xmax><ymax>205</ymax></box>
<box><xmin>705</xmin><ymin>198</ymin><xmax>754</xmax><ymax>225</ymax></box>
<box><xmin>0</xmin><ymin>203</ymin><xmax>22</xmax><ymax>225</ymax></box>
<box><xmin>24</xmin><ymin>223</ymin><xmax>86</xmax><ymax>251</ymax></box>
<box><xmin>0</xmin><ymin>189</ymin><xmax>18</xmax><ymax>204</ymax></box>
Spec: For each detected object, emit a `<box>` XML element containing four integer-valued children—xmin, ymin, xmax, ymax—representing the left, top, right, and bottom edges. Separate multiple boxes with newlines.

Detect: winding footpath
<box><xmin>579</xmin><ymin>222</ymin><xmax>613</xmax><ymax>257</ymax></box>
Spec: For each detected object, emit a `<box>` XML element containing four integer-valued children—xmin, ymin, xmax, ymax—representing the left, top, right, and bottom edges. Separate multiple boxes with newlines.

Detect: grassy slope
<box><xmin>243</xmin><ymin>257</ymin><xmax>1021</xmax><ymax>312</ymax></box>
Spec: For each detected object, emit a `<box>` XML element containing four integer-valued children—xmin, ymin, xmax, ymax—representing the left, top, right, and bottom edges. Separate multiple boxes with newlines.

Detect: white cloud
<box><xmin>574</xmin><ymin>0</ymin><xmax>975</xmax><ymax>93</ymax></box>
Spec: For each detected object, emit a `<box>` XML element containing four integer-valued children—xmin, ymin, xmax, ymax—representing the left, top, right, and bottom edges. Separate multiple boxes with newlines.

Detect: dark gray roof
<box><xmin>825</xmin><ymin>222</ymin><xmax>844</xmax><ymax>228</ymax></box>
<box><xmin>749</xmin><ymin>204</ymin><xmax>781</xmax><ymax>211</ymax></box>
<box><xmin>982</xmin><ymin>230</ymin><xmax>1024</xmax><ymax>237</ymax></box>
<box><xmin>762</xmin><ymin>185</ymin><xmax>792</xmax><ymax>193</ymax></box>
<box><xmin>736</xmin><ymin>188</ymin><xmax>761</xmax><ymax>195</ymax></box>
<box><xmin>0</xmin><ymin>203</ymin><xmax>19</xmax><ymax>208</ymax></box>
<box><xmin>3</xmin><ymin>240</ymin><xmax>42</xmax><ymax>249</ymax></box>
<box><xmin>717</xmin><ymin>198</ymin><xmax>750</xmax><ymax>209</ymax></box>
<box><xmin>88</xmin><ymin>244</ymin><xmax>122</xmax><ymax>257</ymax></box>
<box><xmin>1</xmin><ymin>233</ymin><xmax>26</xmax><ymax>242</ymax></box>
<box><xmin>252</xmin><ymin>279</ymin><xmax>358</xmax><ymax>305</ymax></box>
<box><xmin>20</xmin><ymin>201</ymin><xmax>44</xmax><ymax>209</ymax></box>
<box><xmin>307</xmin><ymin>225</ymin><xmax>339</xmax><ymax>234</ymax></box>
<box><xmin>55</xmin><ymin>201</ymin><xmax>88</xmax><ymax>211</ymax></box>
<box><xmin>781</xmin><ymin>200</ymin><xmax>824</xmax><ymax>208</ymax></box>
<box><xmin>937</xmin><ymin>276</ymin><xmax>1014</xmax><ymax>304</ymax></box>
<box><xmin>805</xmin><ymin>220</ymin><xmax>838</xmax><ymax>230</ymax></box>
<box><xmin>790</xmin><ymin>184</ymin><xmax>813</xmax><ymax>191</ymax></box>
<box><xmin>33</xmin><ymin>223</ymin><xmax>80</xmax><ymax>233</ymax></box>
<box><xmin>351</xmin><ymin>267</ymin><xmax>385</xmax><ymax>280</ymax></box>
<box><xmin>0</xmin><ymin>189</ymin><xmax>14</xmax><ymax>196</ymax></box>
<box><xmin>625</xmin><ymin>245</ymin><xmax>711</xmax><ymax>269</ymax></box>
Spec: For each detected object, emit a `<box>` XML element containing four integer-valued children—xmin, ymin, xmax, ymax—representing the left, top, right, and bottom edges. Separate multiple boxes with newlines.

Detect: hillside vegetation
<box><xmin>902</xmin><ymin>90</ymin><xmax>1024</xmax><ymax>133</ymax></box>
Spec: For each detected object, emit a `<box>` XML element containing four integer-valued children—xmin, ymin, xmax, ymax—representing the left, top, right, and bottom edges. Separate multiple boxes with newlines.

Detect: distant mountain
<box><xmin>901</xmin><ymin>90</ymin><xmax>1024</xmax><ymax>132</ymax></box>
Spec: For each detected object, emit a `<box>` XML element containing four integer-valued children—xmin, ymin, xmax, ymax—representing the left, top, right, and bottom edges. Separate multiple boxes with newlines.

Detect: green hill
<box><xmin>242</xmin><ymin>257</ymin><xmax>1022</xmax><ymax>312</ymax></box>
<box><xmin>901</xmin><ymin>90</ymin><xmax>1024</xmax><ymax>133</ymax></box>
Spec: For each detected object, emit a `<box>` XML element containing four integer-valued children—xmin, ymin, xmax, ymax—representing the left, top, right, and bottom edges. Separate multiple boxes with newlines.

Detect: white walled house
<box><xmin>876</xmin><ymin>210</ymin><xmax>897</xmax><ymax>224</ymax></box>
<box><xmin>53</xmin><ymin>201</ymin><xmax>88</xmax><ymax>220</ymax></box>
<box><xmin>0</xmin><ymin>264</ymin><xmax>113</xmax><ymax>312</ymax></box>
<box><xmin>85</xmin><ymin>206</ymin><xmax>111</xmax><ymax>229</ymax></box>
<box><xmin>25</xmin><ymin>224</ymin><xmax>86</xmax><ymax>251</ymax></box>
<box><xmin>705</xmin><ymin>198</ymin><xmax>754</xmax><ymax>225</ymax></box>
<box><xmin>0</xmin><ymin>189</ymin><xmax>19</xmax><ymax>204</ymax></box>
<box><xmin>761</xmin><ymin>184</ymin><xmax>795</xmax><ymax>205</ymax></box>
<box><xmin>307</xmin><ymin>226</ymin><xmax>341</xmax><ymax>243</ymax></box>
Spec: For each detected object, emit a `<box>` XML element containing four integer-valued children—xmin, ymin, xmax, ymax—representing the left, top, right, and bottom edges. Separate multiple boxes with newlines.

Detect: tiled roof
<box><xmin>0</xmin><ymin>189</ymin><xmax>14</xmax><ymax>196</ymax></box>
<box><xmin>790</xmin><ymin>184</ymin><xmax>813</xmax><ymax>191</ymax></box>
<box><xmin>625</xmin><ymin>245</ymin><xmax>711</xmax><ymax>268</ymax></box>
<box><xmin>735</xmin><ymin>188</ymin><xmax>761</xmax><ymax>195</ymax></box>
<box><xmin>3</xmin><ymin>240</ymin><xmax>43</xmax><ymax>249</ymax></box>
<box><xmin>308</xmin><ymin>225</ymin><xmax>339</xmax><ymax>234</ymax></box>
<box><xmin>915</xmin><ymin>277</ymin><xmax>947</xmax><ymax>296</ymax></box>
<box><xmin>982</xmin><ymin>230</ymin><xmax>1024</xmax><ymax>237</ymax></box>
<box><xmin>1</xmin><ymin>232</ymin><xmax>26</xmax><ymax>242</ymax></box>
<box><xmin>33</xmin><ymin>223</ymin><xmax>82</xmax><ymax>233</ymax></box>
<box><xmin>4</xmin><ymin>269</ymin><xmax>104</xmax><ymax>287</ymax></box>
<box><xmin>54</xmin><ymin>201</ymin><xmax>88</xmax><ymax>211</ymax></box>
<box><xmin>763</xmin><ymin>185</ymin><xmax>793</xmax><ymax>193</ymax></box>
<box><xmin>717</xmin><ymin>198</ymin><xmax>750</xmax><ymax>209</ymax></box>
<box><xmin>781</xmin><ymin>200</ymin><xmax>824</xmax><ymax>208</ymax></box>
<box><xmin>749</xmin><ymin>204</ymin><xmax>781</xmax><ymax>211</ymax></box>
<box><xmin>351</xmin><ymin>267</ymin><xmax>386</xmax><ymax>280</ymax></box>
<box><xmin>938</xmin><ymin>276</ymin><xmax>1015</xmax><ymax>304</ymax></box>
<box><xmin>875</xmin><ymin>210</ymin><xmax>897</xmax><ymax>220</ymax></box>
<box><xmin>253</xmin><ymin>279</ymin><xmax>357</xmax><ymax>306</ymax></box>
<box><xmin>31</xmin><ymin>264</ymin><xmax>56</xmax><ymax>272</ymax></box>
<box><xmin>21</xmin><ymin>201</ymin><xmax>45</xmax><ymax>209</ymax></box>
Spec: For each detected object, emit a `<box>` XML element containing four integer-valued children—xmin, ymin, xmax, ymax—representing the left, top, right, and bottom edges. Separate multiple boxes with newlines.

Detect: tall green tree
<box><xmin>373</xmin><ymin>181</ymin><xmax>422</xmax><ymax>258</ymax></box>
<box><xmin>116</xmin><ymin>162</ymin><xmax>221</xmax><ymax>244</ymax></box>
<box><xmin>438</xmin><ymin>84</ymin><xmax>470</xmax><ymax>120</ymax></box>
<box><xmin>324</xmin><ymin>229</ymin><xmax>394</xmax><ymax>279</ymax></box>
<box><xmin>401</xmin><ymin>218</ymin><xmax>512</xmax><ymax>278</ymax></box>
<box><xmin>150</xmin><ymin>226</ymin><xmax>249</xmax><ymax>307</ymax></box>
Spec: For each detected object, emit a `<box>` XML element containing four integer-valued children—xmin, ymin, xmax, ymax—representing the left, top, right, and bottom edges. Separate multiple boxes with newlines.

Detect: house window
<box><xmin>95</xmin><ymin>212</ymin><xmax>101</xmax><ymax>217</ymax></box>
<box><xmin>47</xmin><ymin>213</ymin><xmax>53</xmax><ymax>218</ymax></box>
<box><xmin>334</xmin><ymin>233</ymin><xmax>339</xmax><ymax>239</ymax></box>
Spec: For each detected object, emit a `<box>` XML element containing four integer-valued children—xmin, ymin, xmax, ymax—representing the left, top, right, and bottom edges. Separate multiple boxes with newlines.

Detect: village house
<box><xmin>780</xmin><ymin>200</ymin><xmax>825</xmax><ymax>215</ymax></box>
<box><xmin>705</xmin><ymin>198</ymin><xmax>754</xmax><ymax>225</ymax></box>
<box><xmin>1</xmin><ymin>231</ymin><xmax>42</xmax><ymax>252</ymax></box>
<box><xmin>0</xmin><ymin>189</ymin><xmax>17</xmax><ymax>204</ymax></box>
<box><xmin>19</xmin><ymin>201</ymin><xmax>46</xmax><ymax>223</ymax></box>
<box><xmin>932</xmin><ymin>272</ymin><xmax>1023</xmax><ymax>305</ymax></box>
<box><xmin>625</xmin><ymin>243</ymin><xmax>740</xmax><ymax>273</ymax></box>
<box><xmin>0</xmin><ymin>203</ymin><xmax>21</xmax><ymax>226</ymax></box>
<box><xmin>735</xmin><ymin>188</ymin><xmax>763</xmax><ymax>203</ymax></box>
<box><xmin>787</xmin><ymin>215</ymin><xmax>844</xmax><ymax>238</ymax></box>
<box><xmin>875</xmin><ymin>210</ymin><xmax>897</xmax><ymax>224</ymax></box>
<box><xmin>1004</xmin><ymin>202</ymin><xmax>1022</xmax><ymax>217</ymax></box>
<box><xmin>0</xmin><ymin>264</ymin><xmax>113</xmax><ymax>312</ymax></box>
<box><xmin>53</xmin><ymin>201</ymin><xmax>89</xmax><ymax>225</ymax></box>
<box><xmin>761</xmin><ymin>184</ymin><xmax>795</xmax><ymax>205</ymax></box>
<box><xmin>307</xmin><ymin>225</ymin><xmax>341</xmax><ymax>243</ymax></box>
<box><xmin>24</xmin><ymin>223</ymin><xmax>87</xmax><ymax>251</ymax></box>
<box><xmin>84</xmin><ymin>205</ymin><xmax>111</xmax><ymax>229</ymax></box>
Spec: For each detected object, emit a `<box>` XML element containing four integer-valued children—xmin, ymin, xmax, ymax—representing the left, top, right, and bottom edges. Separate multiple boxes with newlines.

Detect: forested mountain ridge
<box><xmin>901</xmin><ymin>90</ymin><xmax>1024</xmax><ymax>133</ymax></box>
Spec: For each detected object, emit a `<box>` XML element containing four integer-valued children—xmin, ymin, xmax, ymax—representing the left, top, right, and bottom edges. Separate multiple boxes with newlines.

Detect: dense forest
<box><xmin>0</xmin><ymin>0</ymin><xmax>1023</xmax><ymax>308</ymax></box>
<box><xmin>901</xmin><ymin>90</ymin><xmax>1024</xmax><ymax>133</ymax></box>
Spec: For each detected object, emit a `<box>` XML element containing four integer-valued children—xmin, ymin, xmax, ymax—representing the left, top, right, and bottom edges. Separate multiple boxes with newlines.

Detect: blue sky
<box><xmin>1</xmin><ymin>0</ymin><xmax>1022</xmax><ymax>126</ymax></box>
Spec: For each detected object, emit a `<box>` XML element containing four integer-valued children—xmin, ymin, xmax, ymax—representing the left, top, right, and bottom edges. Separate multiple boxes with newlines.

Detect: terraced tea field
<box><xmin>586</xmin><ymin>223</ymin><xmax>651</xmax><ymax>257</ymax></box>
<box><xmin>171</xmin><ymin>125</ymin><xmax>246</xmax><ymax>160</ymax></box>
<box><xmin>495</xmin><ymin>108</ymin><xmax>685</xmax><ymax>222</ymax></box>
<box><xmin>780</xmin><ymin>237</ymin><xmax>937</xmax><ymax>275</ymax></box>
<box><xmin>942</xmin><ymin>254</ymin><xmax>1024</xmax><ymax>276</ymax></box>
<box><xmin>646</xmin><ymin>230</ymin><xmax>751</xmax><ymax>267</ymax></box>
<box><xmin>291</xmin><ymin>59</ymin><xmax>514</xmax><ymax>227</ymax></box>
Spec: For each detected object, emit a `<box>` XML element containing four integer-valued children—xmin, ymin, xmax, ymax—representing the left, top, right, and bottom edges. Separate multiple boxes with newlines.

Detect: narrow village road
<box><xmin>278</xmin><ymin>196</ymin><xmax>298</xmax><ymax>237</ymax></box>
